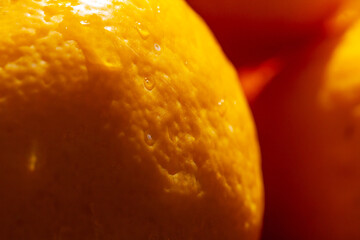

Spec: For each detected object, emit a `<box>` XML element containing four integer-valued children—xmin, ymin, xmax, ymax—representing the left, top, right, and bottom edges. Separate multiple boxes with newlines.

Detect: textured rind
<box><xmin>0</xmin><ymin>0</ymin><xmax>263</xmax><ymax>239</ymax></box>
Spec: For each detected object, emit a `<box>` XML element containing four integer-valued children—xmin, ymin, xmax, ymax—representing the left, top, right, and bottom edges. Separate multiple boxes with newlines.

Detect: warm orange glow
<box><xmin>0</xmin><ymin>0</ymin><xmax>263</xmax><ymax>239</ymax></box>
<box><xmin>253</xmin><ymin>18</ymin><xmax>360</xmax><ymax>240</ymax></box>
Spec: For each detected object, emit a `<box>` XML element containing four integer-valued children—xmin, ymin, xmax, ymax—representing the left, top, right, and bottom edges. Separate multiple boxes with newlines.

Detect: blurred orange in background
<box><xmin>187</xmin><ymin>0</ymin><xmax>346</xmax><ymax>67</ymax></box>
<box><xmin>252</xmin><ymin>11</ymin><xmax>360</xmax><ymax>240</ymax></box>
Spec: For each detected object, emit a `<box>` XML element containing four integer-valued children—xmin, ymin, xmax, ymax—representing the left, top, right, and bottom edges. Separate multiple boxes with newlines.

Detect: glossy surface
<box><xmin>0</xmin><ymin>0</ymin><xmax>263</xmax><ymax>239</ymax></box>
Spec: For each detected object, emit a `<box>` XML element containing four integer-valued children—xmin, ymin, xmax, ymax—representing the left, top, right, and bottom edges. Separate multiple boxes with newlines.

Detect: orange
<box><xmin>252</xmin><ymin>17</ymin><xmax>360</xmax><ymax>240</ymax></box>
<box><xmin>0</xmin><ymin>0</ymin><xmax>263</xmax><ymax>239</ymax></box>
<box><xmin>187</xmin><ymin>0</ymin><xmax>350</xmax><ymax>66</ymax></box>
<box><xmin>188</xmin><ymin>0</ymin><xmax>343</xmax><ymax>23</ymax></box>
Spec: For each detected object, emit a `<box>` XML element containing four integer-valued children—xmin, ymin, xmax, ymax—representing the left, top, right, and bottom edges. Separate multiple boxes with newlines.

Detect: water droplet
<box><xmin>218</xmin><ymin>99</ymin><xmax>226</xmax><ymax>116</ymax></box>
<box><xmin>104</xmin><ymin>26</ymin><xmax>113</xmax><ymax>31</ymax></box>
<box><xmin>136</xmin><ymin>22</ymin><xmax>150</xmax><ymax>39</ymax></box>
<box><xmin>156</xmin><ymin>5</ymin><xmax>160</xmax><ymax>13</ymax></box>
<box><xmin>228</xmin><ymin>125</ymin><xmax>234</xmax><ymax>133</ymax></box>
<box><xmin>154</xmin><ymin>43</ymin><xmax>161</xmax><ymax>51</ymax></box>
<box><xmin>218</xmin><ymin>99</ymin><xmax>224</xmax><ymax>106</ymax></box>
<box><xmin>144</xmin><ymin>77</ymin><xmax>155</xmax><ymax>91</ymax></box>
<box><xmin>80</xmin><ymin>20</ymin><xmax>89</xmax><ymax>25</ymax></box>
<box><xmin>144</xmin><ymin>131</ymin><xmax>155</xmax><ymax>146</ymax></box>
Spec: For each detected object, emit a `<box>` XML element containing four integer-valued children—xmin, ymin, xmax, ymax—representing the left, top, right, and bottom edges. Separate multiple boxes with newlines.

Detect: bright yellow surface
<box><xmin>0</xmin><ymin>0</ymin><xmax>263</xmax><ymax>239</ymax></box>
<box><xmin>321</xmin><ymin>20</ymin><xmax>360</xmax><ymax>108</ymax></box>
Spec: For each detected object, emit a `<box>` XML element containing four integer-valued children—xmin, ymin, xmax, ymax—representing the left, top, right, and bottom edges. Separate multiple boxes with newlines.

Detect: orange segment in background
<box><xmin>0</xmin><ymin>0</ymin><xmax>263</xmax><ymax>239</ymax></box>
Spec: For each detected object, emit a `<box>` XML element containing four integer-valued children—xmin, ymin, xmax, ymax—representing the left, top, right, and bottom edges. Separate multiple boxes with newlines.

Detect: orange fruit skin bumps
<box><xmin>0</xmin><ymin>0</ymin><xmax>263</xmax><ymax>239</ymax></box>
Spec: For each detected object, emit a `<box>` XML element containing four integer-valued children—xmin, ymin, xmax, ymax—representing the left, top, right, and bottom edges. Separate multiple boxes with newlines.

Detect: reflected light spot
<box><xmin>72</xmin><ymin>0</ymin><xmax>112</xmax><ymax>17</ymax></box>
<box><xmin>104</xmin><ymin>26</ymin><xmax>113</xmax><ymax>31</ymax></box>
